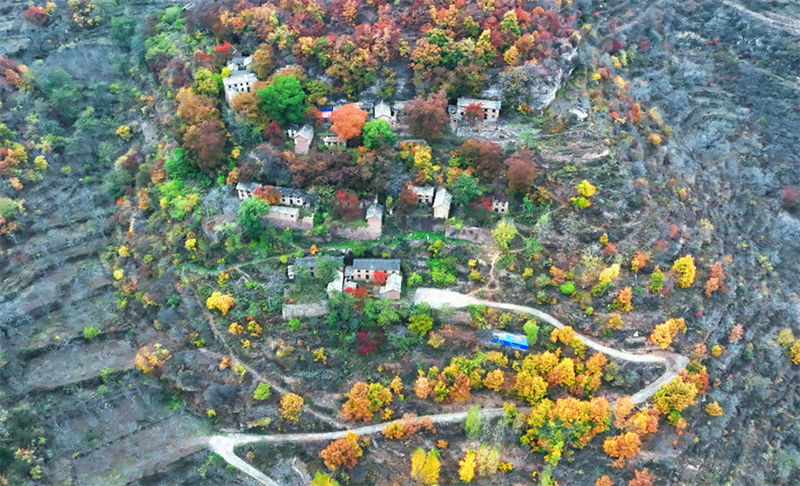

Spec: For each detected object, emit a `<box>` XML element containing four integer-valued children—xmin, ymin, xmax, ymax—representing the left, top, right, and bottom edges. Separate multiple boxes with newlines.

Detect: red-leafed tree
<box><xmin>182</xmin><ymin>118</ymin><xmax>227</xmax><ymax>172</ymax></box>
<box><xmin>355</xmin><ymin>331</ymin><xmax>378</xmax><ymax>355</ymax></box>
<box><xmin>345</xmin><ymin>286</ymin><xmax>368</xmax><ymax>301</ymax></box>
<box><xmin>505</xmin><ymin>152</ymin><xmax>539</xmax><ymax>192</ymax></box>
<box><xmin>331</xmin><ymin>189</ymin><xmax>361</xmax><ymax>220</ymax></box>
<box><xmin>330</xmin><ymin>103</ymin><xmax>368</xmax><ymax>141</ymax></box>
<box><xmin>265</xmin><ymin>121</ymin><xmax>282</xmax><ymax>139</ymax></box>
<box><xmin>194</xmin><ymin>51</ymin><xmax>214</xmax><ymax>69</ymax></box>
<box><xmin>405</xmin><ymin>91</ymin><xmax>449</xmax><ymax>141</ymax></box>
<box><xmin>396</xmin><ymin>184</ymin><xmax>419</xmax><ymax>214</ymax></box>
<box><xmin>455</xmin><ymin>138</ymin><xmax>502</xmax><ymax>178</ymax></box>
<box><xmin>23</xmin><ymin>6</ymin><xmax>49</xmax><ymax>25</ymax></box>
<box><xmin>213</xmin><ymin>41</ymin><xmax>234</xmax><ymax>61</ymax></box>
<box><xmin>463</xmin><ymin>102</ymin><xmax>483</xmax><ymax>124</ymax></box>
<box><xmin>372</xmin><ymin>270</ymin><xmax>388</xmax><ymax>286</ymax></box>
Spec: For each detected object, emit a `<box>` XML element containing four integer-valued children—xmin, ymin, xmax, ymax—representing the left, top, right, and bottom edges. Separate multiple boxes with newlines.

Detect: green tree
<box><xmin>83</xmin><ymin>326</ymin><xmax>100</xmax><ymax>339</ymax></box>
<box><xmin>408</xmin><ymin>312</ymin><xmax>434</xmax><ymax>337</ymax></box>
<box><xmin>253</xmin><ymin>382</ymin><xmax>271</xmax><ymax>400</ymax></box>
<box><xmin>258</xmin><ymin>75</ymin><xmax>308</xmax><ymax>126</ymax></box>
<box><xmin>164</xmin><ymin>147</ymin><xmax>195</xmax><ymax>180</ymax></box>
<box><xmin>451</xmin><ymin>173</ymin><xmax>481</xmax><ymax>205</ymax></box>
<box><xmin>238</xmin><ymin>198</ymin><xmax>270</xmax><ymax>239</ymax></box>
<box><xmin>465</xmin><ymin>404</ymin><xmax>482</xmax><ymax>439</ymax></box>
<box><xmin>311</xmin><ymin>472</ymin><xmax>340</xmax><ymax>486</ymax></box>
<box><xmin>523</xmin><ymin>319</ymin><xmax>539</xmax><ymax>345</ymax></box>
<box><xmin>192</xmin><ymin>68</ymin><xmax>223</xmax><ymax>97</ymax></box>
<box><xmin>492</xmin><ymin>219</ymin><xmax>518</xmax><ymax>251</ymax></box>
<box><xmin>362</xmin><ymin>119</ymin><xmax>396</xmax><ymax>150</ymax></box>
<box><xmin>500</xmin><ymin>11</ymin><xmax>521</xmax><ymax>37</ymax></box>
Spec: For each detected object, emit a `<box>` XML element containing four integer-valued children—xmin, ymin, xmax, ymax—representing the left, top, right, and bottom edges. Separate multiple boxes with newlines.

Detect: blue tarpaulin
<box><xmin>490</xmin><ymin>331</ymin><xmax>529</xmax><ymax>351</ymax></box>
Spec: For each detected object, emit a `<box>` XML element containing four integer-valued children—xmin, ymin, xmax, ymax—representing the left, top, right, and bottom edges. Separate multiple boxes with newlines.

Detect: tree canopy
<box><xmin>258</xmin><ymin>74</ymin><xmax>308</xmax><ymax>126</ymax></box>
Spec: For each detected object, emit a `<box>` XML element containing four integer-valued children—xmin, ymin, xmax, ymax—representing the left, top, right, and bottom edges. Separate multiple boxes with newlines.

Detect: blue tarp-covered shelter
<box><xmin>490</xmin><ymin>331</ymin><xmax>529</xmax><ymax>351</ymax></box>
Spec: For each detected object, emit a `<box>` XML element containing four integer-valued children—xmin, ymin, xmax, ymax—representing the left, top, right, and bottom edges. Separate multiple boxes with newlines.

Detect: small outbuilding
<box><xmin>433</xmin><ymin>187</ymin><xmax>452</xmax><ymax>219</ymax></box>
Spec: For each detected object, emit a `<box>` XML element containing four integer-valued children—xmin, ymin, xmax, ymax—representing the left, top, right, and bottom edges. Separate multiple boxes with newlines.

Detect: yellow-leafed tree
<box><xmin>410</xmin><ymin>448</ymin><xmax>440</xmax><ymax>485</ymax></box>
<box><xmin>459</xmin><ymin>450</ymin><xmax>477</xmax><ymax>482</ymax></box>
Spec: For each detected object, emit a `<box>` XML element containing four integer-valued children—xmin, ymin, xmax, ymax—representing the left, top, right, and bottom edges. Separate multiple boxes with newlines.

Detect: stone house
<box><xmin>410</xmin><ymin>185</ymin><xmax>435</xmax><ymax>205</ymax></box>
<box><xmin>235</xmin><ymin>182</ymin><xmax>313</xmax><ymax>208</ymax></box>
<box><xmin>455</xmin><ymin>98</ymin><xmax>501</xmax><ymax>122</ymax></box>
<box><xmin>287</xmin><ymin>124</ymin><xmax>314</xmax><ymax>155</ymax></box>
<box><xmin>374</xmin><ymin>101</ymin><xmax>397</xmax><ymax>127</ymax></box>
<box><xmin>226</xmin><ymin>55</ymin><xmax>253</xmax><ymax>72</ymax></box>
<box><xmin>366</xmin><ymin>202</ymin><xmax>383</xmax><ymax>234</ymax></box>
<box><xmin>348</xmin><ymin>258</ymin><xmax>401</xmax><ymax>282</ymax></box>
<box><xmin>223</xmin><ymin>71</ymin><xmax>257</xmax><ymax>105</ymax></box>
<box><xmin>433</xmin><ymin>187</ymin><xmax>452</xmax><ymax>219</ymax></box>
<box><xmin>288</xmin><ymin>256</ymin><xmax>345</xmax><ymax>279</ymax></box>
<box><xmin>322</xmin><ymin>135</ymin><xmax>346</xmax><ymax>147</ymax></box>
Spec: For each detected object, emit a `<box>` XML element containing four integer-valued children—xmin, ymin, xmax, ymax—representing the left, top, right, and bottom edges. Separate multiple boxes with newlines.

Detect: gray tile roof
<box><xmin>457</xmin><ymin>97</ymin><xmax>501</xmax><ymax>110</ymax></box>
<box><xmin>352</xmin><ymin>258</ymin><xmax>401</xmax><ymax>271</ymax></box>
<box><xmin>294</xmin><ymin>256</ymin><xmax>345</xmax><ymax>268</ymax></box>
<box><xmin>433</xmin><ymin>187</ymin><xmax>452</xmax><ymax>208</ymax></box>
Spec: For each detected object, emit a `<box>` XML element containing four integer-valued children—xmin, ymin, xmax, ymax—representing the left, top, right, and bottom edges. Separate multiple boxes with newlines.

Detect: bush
<box><xmin>253</xmin><ymin>382</ymin><xmax>271</xmax><ymax>400</ymax></box>
<box><xmin>523</xmin><ymin>319</ymin><xmax>539</xmax><ymax>345</ymax></box>
<box><xmin>164</xmin><ymin>147</ymin><xmax>195</xmax><ymax>180</ymax></box>
<box><xmin>465</xmin><ymin>404</ymin><xmax>482</xmax><ymax>439</ymax></box>
<box><xmin>83</xmin><ymin>326</ymin><xmax>101</xmax><ymax>339</ymax></box>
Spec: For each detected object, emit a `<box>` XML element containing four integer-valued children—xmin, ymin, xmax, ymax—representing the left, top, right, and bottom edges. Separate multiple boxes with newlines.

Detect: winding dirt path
<box><xmin>414</xmin><ymin>288</ymin><xmax>689</xmax><ymax>404</ymax></box>
<box><xmin>205</xmin><ymin>288</ymin><xmax>688</xmax><ymax>484</ymax></box>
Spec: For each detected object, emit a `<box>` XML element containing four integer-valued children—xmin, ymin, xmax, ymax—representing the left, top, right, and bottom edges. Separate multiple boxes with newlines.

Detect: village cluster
<box><xmin>225</xmin><ymin>52</ymin><xmax>514</xmax><ymax>315</ymax></box>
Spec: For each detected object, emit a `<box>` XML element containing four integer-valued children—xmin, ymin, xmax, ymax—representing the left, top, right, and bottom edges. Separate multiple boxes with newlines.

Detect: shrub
<box><xmin>280</xmin><ymin>393</ymin><xmax>304</xmax><ymax>421</ymax></box>
<box><xmin>321</xmin><ymin>431</ymin><xmax>362</xmax><ymax>470</ymax></box>
<box><xmin>465</xmin><ymin>404</ymin><xmax>482</xmax><ymax>439</ymax></box>
<box><xmin>253</xmin><ymin>383</ymin><xmax>271</xmax><ymax>400</ymax></box>
<box><xmin>523</xmin><ymin>319</ymin><xmax>539</xmax><ymax>345</ymax></box>
<box><xmin>650</xmin><ymin>266</ymin><xmax>664</xmax><ymax>293</ymax></box>
<box><xmin>83</xmin><ymin>326</ymin><xmax>100</xmax><ymax>339</ymax></box>
<box><xmin>672</xmin><ymin>255</ymin><xmax>696</xmax><ymax>288</ymax></box>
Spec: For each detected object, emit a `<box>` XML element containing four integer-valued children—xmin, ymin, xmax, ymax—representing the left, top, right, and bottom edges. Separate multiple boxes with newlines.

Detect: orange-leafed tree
<box><xmin>342</xmin><ymin>382</ymin><xmax>393</xmax><ymax>422</ymax></box>
<box><xmin>23</xmin><ymin>5</ymin><xmax>50</xmax><ymax>25</ymax></box>
<box><xmin>613</xmin><ymin>396</ymin><xmax>635</xmax><ymax>428</ymax></box>
<box><xmin>134</xmin><ymin>343</ymin><xmax>172</xmax><ymax>373</ymax></box>
<box><xmin>628</xmin><ymin>468</ymin><xmax>654</xmax><ymax>486</ymax></box>
<box><xmin>320</xmin><ymin>431</ymin><xmax>363</xmax><ymax>470</ymax></box>
<box><xmin>483</xmin><ymin>369</ymin><xmax>505</xmax><ymax>391</ymax></box>
<box><xmin>253</xmin><ymin>185</ymin><xmax>282</xmax><ymax>204</ymax></box>
<box><xmin>612</xmin><ymin>287</ymin><xmax>633</xmax><ymax>313</ymax></box>
<box><xmin>729</xmin><ymin>324</ymin><xmax>744</xmax><ymax>343</ymax></box>
<box><xmin>603</xmin><ymin>432</ymin><xmax>642</xmax><ymax>467</ymax></box>
<box><xmin>630</xmin><ymin>251</ymin><xmax>649</xmax><ymax>272</ymax></box>
<box><xmin>330</xmin><ymin>103</ymin><xmax>367</xmax><ymax>141</ymax></box>
<box><xmin>596</xmin><ymin>475</ymin><xmax>613</xmax><ymax>486</ymax></box>
<box><xmin>704</xmin><ymin>260</ymin><xmax>726</xmax><ymax>297</ymax></box>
